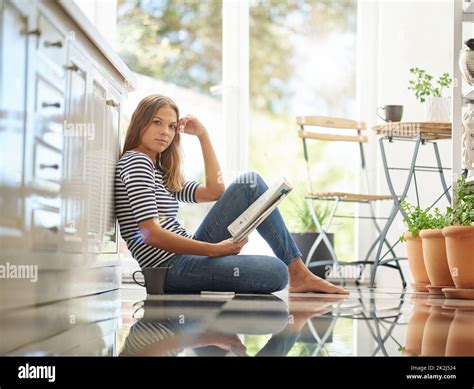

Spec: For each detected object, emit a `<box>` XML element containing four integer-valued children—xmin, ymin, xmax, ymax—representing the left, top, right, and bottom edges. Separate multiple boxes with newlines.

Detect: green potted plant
<box><xmin>408</xmin><ymin>67</ymin><xmax>452</xmax><ymax>122</ymax></box>
<box><xmin>401</xmin><ymin>200</ymin><xmax>454</xmax><ymax>291</ymax></box>
<box><xmin>442</xmin><ymin>175</ymin><xmax>474</xmax><ymax>290</ymax></box>
<box><xmin>286</xmin><ymin>196</ymin><xmax>332</xmax><ymax>279</ymax></box>
<box><xmin>418</xmin><ymin>207</ymin><xmax>454</xmax><ymax>289</ymax></box>
<box><xmin>400</xmin><ymin>201</ymin><xmax>431</xmax><ymax>289</ymax></box>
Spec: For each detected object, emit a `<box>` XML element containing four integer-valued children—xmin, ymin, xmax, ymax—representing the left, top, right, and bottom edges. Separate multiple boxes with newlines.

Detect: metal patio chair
<box><xmin>297</xmin><ymin>116</ymin><xmax>405</xmax><ymax>286</ymax></box>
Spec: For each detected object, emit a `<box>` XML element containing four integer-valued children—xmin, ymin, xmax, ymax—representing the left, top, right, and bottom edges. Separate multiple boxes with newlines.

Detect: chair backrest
<box><xmin>297</xmin><ymin>115</ymin><xmax>369</xmax><ymax>172</ymax></box>
<box><xmin>297</xmin><ymin>116</ymin><xmax>367</xmax><ymax>143</ymax></box>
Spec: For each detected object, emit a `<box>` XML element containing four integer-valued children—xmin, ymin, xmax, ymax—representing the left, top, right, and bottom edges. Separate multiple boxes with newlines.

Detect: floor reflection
<box><xmin>404</xmin><ymin>295</ymin><xmax>474</xmax><ymax>357</ymax></box>
<box><xmin>120</xmin><ymin>294</ymin><xmax>347</xmax><ymax>357</ymax></box>
<box><xmin>1</xmin><ymin>286</ymin><xmax>474</xmax><ymax>356</ymax></box>
<box><xmin>119</xmin><ymin>289</ymin><xmax>474</xmax><ymax>357</ymax></box>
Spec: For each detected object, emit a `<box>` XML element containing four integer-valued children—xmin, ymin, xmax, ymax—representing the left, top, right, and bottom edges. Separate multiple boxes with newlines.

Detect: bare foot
<box><xmin>288</xmin><ymin>296</ymin><xmax>345</xmax><ymax>316</ymax></box>
<box><xmin>288</xmin><ymin>258</ymin><xmax>350</xmax><ymax>295</ymax></box>
<box><xmin>289</xmin><ymin>273</ymin><xmax>350</xmax><ymax>294</ymax></box>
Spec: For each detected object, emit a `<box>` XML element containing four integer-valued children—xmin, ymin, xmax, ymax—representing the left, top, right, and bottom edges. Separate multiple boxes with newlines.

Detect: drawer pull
<box><xmin>26</xmin><ymin>28</ymin><xmax>41</xmax><ymax>36</ymax></box>
<box><xmin>44</xmin><ymin>40</ymin><xmax>63</xmax><ymax>48</ymax></box>
<box><xmin>42</xmin><ymin>102</ymin><xmax>61</xmax><ymax>109</ymax></box>
<box><xmin>39</xmin><ymin>163</ymin><xmax>59</xmax><ymax>170</ymax></box>
<box><xmin>64</xmin><ymin>64</ymin><xmax>79</xmax><ymax>72</ymax></box>
<box><xmin>106</xmin><ymin>99</ymin><xmax>119</xmax><ymax>108</ymax></box>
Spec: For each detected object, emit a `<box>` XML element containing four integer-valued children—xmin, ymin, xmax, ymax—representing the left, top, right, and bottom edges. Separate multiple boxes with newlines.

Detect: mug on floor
<box><xmin>132</xmin><ymin>267</ymin><xmax>169</xmax><ymax>294</ymax></box>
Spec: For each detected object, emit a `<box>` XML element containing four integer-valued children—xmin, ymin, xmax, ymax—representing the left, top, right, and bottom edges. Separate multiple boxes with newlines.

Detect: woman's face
<box><xmin>140</xmin><ymin>105</ymin><xmax>177</xmax><ymax>153</ymax></box>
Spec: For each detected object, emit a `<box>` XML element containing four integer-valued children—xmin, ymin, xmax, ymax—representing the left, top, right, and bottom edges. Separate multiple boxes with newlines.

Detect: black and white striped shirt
<box><xmin>119</xmin><ymin>321</ymin><xmax>178</xmax><ymax>356</ymax></box>
<box><xmin>115</xmin><ymin>150</ymin><xmax>200</xmax><ymax>268</ymax></box>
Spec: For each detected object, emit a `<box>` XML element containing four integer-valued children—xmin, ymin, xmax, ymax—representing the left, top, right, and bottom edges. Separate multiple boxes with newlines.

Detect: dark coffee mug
<box><xmin>132</xmin><ymin>267</ymin><xmax>169</xmax><ymax>295</ymax></box>
<box><xmin>377</xmin><ymin>105</ymin><xmax>403</xmax><ymax>122</ymax></box>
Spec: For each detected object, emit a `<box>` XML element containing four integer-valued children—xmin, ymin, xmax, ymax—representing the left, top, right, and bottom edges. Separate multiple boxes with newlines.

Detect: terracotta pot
<box><xmin>419</xmin><ymin>229</ymin><xmax>455</xmax><ymax>287</ymax></box>
<box><xmin>404</xmin><ymin>232</ymin><xmax>430</xmax><ymax>285</ymax></box>
<box><xmin>404</xmin><ymin>299</ymin><xmax>431</xmax><ymax>356</ymax></box>
<box><xmin>442</xmin><ymin>226</ymin><xmax>474</xmax><ymax>289</ymax></box>
<box><xmin>445</xmin><ymin>309</ymin><xmax>474</xmax><ymax>356</ymax></box>
<box><xmin>421</xmin><ymin>305</ymin><xmax>455</xmax><ymax>356</ymax></box>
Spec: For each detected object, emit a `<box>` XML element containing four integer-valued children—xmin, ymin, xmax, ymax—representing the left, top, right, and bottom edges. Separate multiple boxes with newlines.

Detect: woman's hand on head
<box><xmin>178</xmin><ymin>115</ymin><xmax>207</xmax><ymax>137</ymax></box>
<box><xmin>210</xmin><ymin>238</ymin><xmax>248</xmax><ymax>257</ymax></box>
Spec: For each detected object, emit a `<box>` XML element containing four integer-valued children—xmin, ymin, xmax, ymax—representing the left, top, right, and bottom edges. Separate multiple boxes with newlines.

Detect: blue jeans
<box><xmin>163</xmin><ymin>171</ymin><xmax>303</xmax><ymax>294</ymax></box>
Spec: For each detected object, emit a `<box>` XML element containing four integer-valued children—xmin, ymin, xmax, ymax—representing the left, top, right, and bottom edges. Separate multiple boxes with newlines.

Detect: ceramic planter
<box><xmin>404</xmin><ymin>232</ymin><xmax>430</xmax><ymax>285</ymax></box>
<box><xmin>425</xmin><ymin>96</ymin><xmax>451</xmax><ymax>122</ymax></box>
<box><xmin>419</xmin><ymin>229</ymin><xmax>455</xmax><ymax>287</ymax></box>
<box><xmin>442</xmin><ymin>226</ymin><xmax>474</xmax><ymax>289</ymax></box>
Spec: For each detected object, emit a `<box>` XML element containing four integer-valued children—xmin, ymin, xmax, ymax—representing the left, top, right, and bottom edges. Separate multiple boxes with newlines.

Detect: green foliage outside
<box><xmin>117</xmin><ymin>0</ymin><xmax>355</xmax><ymax>113</ymax></box>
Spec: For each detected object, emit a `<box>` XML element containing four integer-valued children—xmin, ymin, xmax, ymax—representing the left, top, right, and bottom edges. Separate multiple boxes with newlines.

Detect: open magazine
<box><xmin>227</xmin><ymin>177</ymin><xmax>293</xmax><ymax>243</ymax></box>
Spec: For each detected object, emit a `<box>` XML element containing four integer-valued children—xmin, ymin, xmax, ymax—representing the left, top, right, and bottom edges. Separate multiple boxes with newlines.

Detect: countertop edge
<box><xmin>57</xmin><ymin>0</ymin><xmax>137</xmax><ymax>91</ymax></box>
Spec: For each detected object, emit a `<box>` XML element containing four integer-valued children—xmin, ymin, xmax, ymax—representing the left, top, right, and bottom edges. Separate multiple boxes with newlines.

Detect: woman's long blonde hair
<box><xmin>121</xmin><ymin>94</ymin><xmax>184</xmax><ymax>192</ymax></box>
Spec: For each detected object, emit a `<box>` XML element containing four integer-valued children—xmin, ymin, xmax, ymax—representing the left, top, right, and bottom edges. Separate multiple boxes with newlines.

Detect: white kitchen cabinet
<box><xmin>0</xmin><ymin>0</ymin><xmax>28</xmax><ymax>241</ymax></box>
<box><xmin>0</xmin><ymin>0</ymin><xmax>136</xmax><ymax>309</ymax></box>
<box><xmin>62</xmin><ymin>41</ymin><xmax>88</xmax><ymax>254</ymax></box>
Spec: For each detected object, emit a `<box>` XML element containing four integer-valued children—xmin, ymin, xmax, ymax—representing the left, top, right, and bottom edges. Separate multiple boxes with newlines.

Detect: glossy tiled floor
<box><xmin>2</xmin><ymin>284</ymin><xmax>474</xmax><ymax>357</ymax></box>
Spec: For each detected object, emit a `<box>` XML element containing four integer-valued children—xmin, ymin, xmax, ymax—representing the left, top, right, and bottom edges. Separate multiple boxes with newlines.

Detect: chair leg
<box><xmin>369</xmin><ymin>203</ymin><xmax>399</xmax><ymax>287</ymax></box>
<box><xmin>355</xmin><ymin>263</ymin><xmax>365</xmax><ymax>285</ymax></box>
<box><xmin>367</xmin><ymin>201</ymin><xmax>399</xmax><ymax>260</ymax></box>
<box><xmin>310</xmin><ymin>301</ymin><xmax>344</xmax><ymax>356</ymax></box>
<box><xmin>395</xmin><ymin>259</ymin><xmax>407</xmax><ymax>288</ymax></box>
<box><xmin>306</xmin><ymin>197</ymin><xmax>344</xmax><ymax>282</ymax></box>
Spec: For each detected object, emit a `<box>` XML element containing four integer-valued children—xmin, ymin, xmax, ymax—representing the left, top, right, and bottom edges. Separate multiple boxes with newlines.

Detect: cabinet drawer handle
<box><xmin>106</xmin><ymin>99</ymin><xmax>119</xmax><ymax>107</ymax></box>
<box><xmin>26</xmin><ymin>28</ymin><xmax>41</xmax><ymax>36</ymax></box>
<box><xmin>44</xmin><ymin>40</ymin><xmax>63</xmax><ymax>48</ymax></box>
<box><xmin>39</xmin><ymin>163</ymin><xmax>59</xmax><ymax>170</ymax></box>
<box><xmin>64</xmin><ymin>64</ymin><xmax>79</xmax><ymax>72</ymax></box>
<box><xmin>42</xmin><ymin>102</ymin><xmax>61</xmax><ymax>108</ymax></box>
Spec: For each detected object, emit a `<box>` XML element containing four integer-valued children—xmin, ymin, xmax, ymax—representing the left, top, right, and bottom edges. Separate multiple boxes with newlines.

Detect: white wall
<box><xmin>358</xmin><ymin>0</ymin><xmax>454</xmax><ymax>288</ymax></box>
<box><xmin>73</xmin><ymin>0</ymin><xmax>117</xmax><ymax>48</ymax></box>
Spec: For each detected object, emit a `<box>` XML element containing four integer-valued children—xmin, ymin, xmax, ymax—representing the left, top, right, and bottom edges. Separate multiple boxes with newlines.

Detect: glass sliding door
<box><xmin>247</xmin><ymin>0</ymin><xmax>358</xmax><ymax>261</ymax></box>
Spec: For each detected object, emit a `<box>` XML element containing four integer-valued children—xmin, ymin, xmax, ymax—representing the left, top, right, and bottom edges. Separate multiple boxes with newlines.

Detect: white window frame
<box><xmin>221</xmin><ymin>0</ymin><xmax>249</xmax><ymax>179</ymax></box>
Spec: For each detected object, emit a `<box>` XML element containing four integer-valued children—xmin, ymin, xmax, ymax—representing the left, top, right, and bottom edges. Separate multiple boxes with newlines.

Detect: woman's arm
<box><xmin>138</xmin><ymin>219</ymin><xmax>247</xmax><ymax>257</ymax></box>
<box><xmin>178</xmin><ymin>115</ymin><xmax>225</xmax><ymax>202</ymax></box>
<box><xmin>195</xmin><ymin>130</ymin><xmax>225</xmax><ymax>202</ymax></box>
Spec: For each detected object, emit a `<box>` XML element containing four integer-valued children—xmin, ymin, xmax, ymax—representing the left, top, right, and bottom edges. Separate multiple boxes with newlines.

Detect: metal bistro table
<box><xmin>369</xmin><ymin>122</ymin><xmax>452</xmax><ymax>288</ymax></box>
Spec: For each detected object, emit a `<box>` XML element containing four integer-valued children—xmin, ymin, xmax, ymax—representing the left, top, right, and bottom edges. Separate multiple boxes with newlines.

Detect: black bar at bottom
<box><xmin>0</xmin><ymin>356</ymin><xmax>473</xmax><ymax>388</ymax></box>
